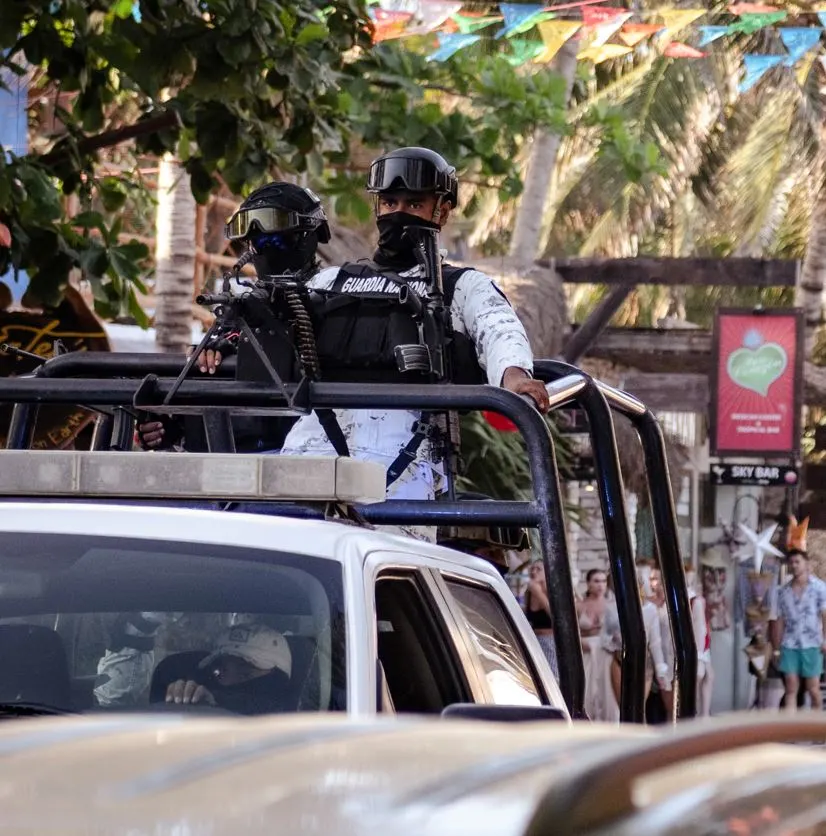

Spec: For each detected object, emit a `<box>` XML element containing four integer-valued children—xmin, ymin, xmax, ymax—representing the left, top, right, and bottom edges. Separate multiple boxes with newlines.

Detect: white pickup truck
<box><xmin>0</xmin><ymin>451</ymin><xmax>567</xmax><ymax>722</ymax></box>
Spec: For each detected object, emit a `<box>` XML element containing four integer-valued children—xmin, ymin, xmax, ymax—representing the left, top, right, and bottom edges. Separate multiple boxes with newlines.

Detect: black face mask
<box><xmin>251</xmin><ymin>231</ymin><xmax>318</xmax><ymax>278</ymax></box>
<box><xmin>211</xmin><ymin>669</ymin><xmax>288</xmax><ymax>716</ymax></box>
<box><xmin>374</xmin><ymin>212</ymin><xmax>441</xmax><ymax>269</ymax></box>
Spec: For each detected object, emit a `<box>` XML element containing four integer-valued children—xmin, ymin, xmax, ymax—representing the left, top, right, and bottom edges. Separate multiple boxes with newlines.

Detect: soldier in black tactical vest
<box><xmin>279</xmin><ymin>147</ymin><xmax>549</xmax><ymax>539</ymax></box>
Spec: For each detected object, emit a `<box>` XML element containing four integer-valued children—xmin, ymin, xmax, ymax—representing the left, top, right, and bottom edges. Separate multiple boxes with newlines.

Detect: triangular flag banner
<box><xmin>739</xmin><ymin>54</ymin><xmax>785</xmax><ymax>92</ymax></box>
<box><xmin>664</xmin><ymin>41</ymin><xmax>705</xmax><ymax>58</ymax></box>
<box><xmin>795</xmin><ymin>50</ymin><xmax>817</xmax><ymax>85</ymax></box>
<box><xmin>404</xmin><ymin>1</ymin><xmax>463</xmax><ymax>36</ymax></box>
<box><xmin>369</xmin><ymin>7</ymin><xmax>413</xmax><ymax>41</ymax></box>
<box><xmin>506</xmin><ymin>38</ymin><xmax>546</xmax><ymax>65</ymax></box>
<box><xmin>579</xmin><ymin>43</ymin><xmax>633</xmax><ymax>62</ymax></box>
<box><xmin>819</xmin><ymin>12</ymin><xmax>826</xmax><ymax>31</ymax></box>
<box><xmin>618</xmin><ymin>23</ymin><xmax>664</xmax><ymax>47</ymax></box>
<box><xmin>534</xmin><ymin>19</ymin><xmax>581</xmax><ymax>62</ymax></box>
<box><xmin>579</xmin><ymin>13</ymin><xmax>632</xmax><ymax>50</ymax></box>
<box><xmin>581</xmin><ymin>5</ymin><xmax>630</xmax><ymax>27</ymax></box>
<box><xmin>697</xmin><ymin>26</ymin><xmax>729</xmax><ymax>46</ymax></box>
<box><xmin>657</xmin><ymin>9</ymin><xmax>706</xmax><ymax>37</ymax></box>
<box><xmin>497</xmin><ymin>3</ymin><xmax>547</xmax><ymax>38</ymax></box>
<box><xmin>779</xmin><ymin>28</ymin><xmax>822</xmax><ymax>65</ymax></box>
<box><xmin>730</xmin><ymin>2</ymin><xmax>779</xmax><ymax>13</ymax></box>
<box><xmin>726</xmin><ymin>11</ymin><xmax>787</xmax><ymax>35</ymax></box>
<box><xmin>451</xmin><ymin>13</ymin><xmax>502</xmax><ymax>34</ymax></box>
<box><xmin>427</xmin><ymin>32</ymin><xmax>480</xmax><ymax>60</ymax></box>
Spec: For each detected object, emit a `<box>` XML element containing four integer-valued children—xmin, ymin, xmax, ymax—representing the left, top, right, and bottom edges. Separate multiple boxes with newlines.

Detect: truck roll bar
<box><xmin>0</xmin><ymin>351</ymin><xmax>696</xmax><ymax>721</ymax></box>
<box><xmin>535</xmin><ymin>361</ymin><xmax>696</xmax><ymax>721</ymax></box>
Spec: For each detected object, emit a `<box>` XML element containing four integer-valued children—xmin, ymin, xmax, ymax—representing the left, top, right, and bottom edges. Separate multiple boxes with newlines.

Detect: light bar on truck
<box><xmin>0</xmin><ymin>451</ymin><xmax>386</xmax><ymax>504</ymax></box>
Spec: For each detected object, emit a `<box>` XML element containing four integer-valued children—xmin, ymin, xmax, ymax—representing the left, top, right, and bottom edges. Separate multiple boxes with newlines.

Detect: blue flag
<box><xmin>739</xmin><ymin>54</ymin><xmax>785</xmax><ymax>93</ymax></box>
<box><xmin>496</xmin><ymin>3</ymin><xmax>546</xmax><ymax>38</ymax></box>
<box><xmin>779</xmin><ymin>28</ymin><xmax>821</xmax><ymax>65</ymax></box>
<box><xmin>427</xmin><ymin>33</ymin><xmax>480</xmax><ymax>62</ymax></box>
<box><xmin>697</xmin><ymin>26</ymin><xmax>728</xmax><ymax>47</ymax></box>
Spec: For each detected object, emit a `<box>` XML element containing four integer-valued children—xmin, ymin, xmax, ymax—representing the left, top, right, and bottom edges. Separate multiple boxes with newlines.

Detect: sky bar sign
<box><xmin>710</xmin><ymin>308</ymin><xmax>803</xmax><ymax>457</ymax></box>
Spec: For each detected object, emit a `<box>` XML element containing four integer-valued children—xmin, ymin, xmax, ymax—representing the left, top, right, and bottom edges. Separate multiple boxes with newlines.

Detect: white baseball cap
<box><xmin>199</xmin><ymin>623</ymin><xmax>292</xmax><ymax>678</ymax></box>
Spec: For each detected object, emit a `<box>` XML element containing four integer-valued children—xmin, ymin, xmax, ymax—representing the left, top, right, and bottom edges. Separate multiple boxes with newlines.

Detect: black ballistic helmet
<box><xmin>366</xmin><ymin>147</ymin><xmax>459</xmax><ymax>207</ymax></box>
<box><xmin>226</xmin><ymin>182</ymin><xmax>331</xmax><ymax>244</ymax></box>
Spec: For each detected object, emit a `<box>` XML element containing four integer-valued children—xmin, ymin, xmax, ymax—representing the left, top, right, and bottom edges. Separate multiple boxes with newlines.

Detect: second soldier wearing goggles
<box><xmin>136</xmin><ymin>181</ymin><xmax>329</xmax><ymax>452</ymax></box>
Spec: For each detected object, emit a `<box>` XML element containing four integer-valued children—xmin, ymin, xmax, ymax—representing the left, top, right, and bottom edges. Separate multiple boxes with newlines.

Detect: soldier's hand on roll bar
<box><xmin>186</xmin><ymin>345</ymin><xmax>223</xmax><ymax>376</ymax></box>
<box><xmin>135</xmin><ymin>420</ymin><xmax>165</xmax><ymax>449</ymax></box>
<box><xmin>502</xmin><ymin>367</ymin><xmax>551</xmax><ymax>413</ymax></box>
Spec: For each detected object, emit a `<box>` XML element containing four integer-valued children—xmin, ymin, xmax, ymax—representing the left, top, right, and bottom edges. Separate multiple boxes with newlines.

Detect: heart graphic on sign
<box><xmin>726</xmin><ymin>343</ymin><xmax>787</xmax><ymax>397</ymax></box>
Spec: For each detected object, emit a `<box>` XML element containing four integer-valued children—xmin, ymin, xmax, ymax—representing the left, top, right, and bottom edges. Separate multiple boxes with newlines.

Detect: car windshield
<box><xmin>0</xmin><ymin>531</ymin><xmax>346</xmax><ymax>716</ymax></box>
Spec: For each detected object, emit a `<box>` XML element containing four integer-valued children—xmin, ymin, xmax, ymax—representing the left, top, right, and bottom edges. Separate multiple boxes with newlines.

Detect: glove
<box><xmin>134</xmin><ymin>413</ymin><xmax>185</xmax><ymax>450</ymax></box>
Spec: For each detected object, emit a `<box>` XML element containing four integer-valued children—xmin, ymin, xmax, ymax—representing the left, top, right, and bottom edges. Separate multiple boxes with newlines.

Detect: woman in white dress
<box><xmin>577</xmin><ymin>569</ymin><xmax>608</xmax><ymax>720</ymax></box>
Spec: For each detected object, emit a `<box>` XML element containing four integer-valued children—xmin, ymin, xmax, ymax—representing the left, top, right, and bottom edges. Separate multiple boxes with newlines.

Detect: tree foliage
<box><xmin>0</xmin><ymin>0</ymin><xmax>585</xmax><ymax>317</ymax></box>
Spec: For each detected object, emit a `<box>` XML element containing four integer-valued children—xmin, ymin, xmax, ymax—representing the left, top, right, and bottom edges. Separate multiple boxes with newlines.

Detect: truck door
<box><xmin>365</xmin><ymin>554</ymin><xmax>484</xmax><ymax>714</ymax></box>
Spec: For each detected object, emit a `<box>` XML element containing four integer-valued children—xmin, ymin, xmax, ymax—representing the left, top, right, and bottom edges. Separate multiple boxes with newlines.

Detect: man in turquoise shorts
<box><xmin>776</xmin><ymin>540</ymin><xmax>826</xmax><ymax>712</ymax></box>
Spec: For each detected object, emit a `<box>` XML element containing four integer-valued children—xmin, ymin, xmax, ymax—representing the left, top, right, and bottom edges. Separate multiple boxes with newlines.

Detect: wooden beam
<box><xmin>561</xmin><ymin>284</ymin><xmax>634</xmax><ymax>365</ymax></box>
<box><xmin>545</xmin><ymin>257</ymin><xmax>798</xmax><ymax>287</ymax></box>
<box><xmin>618</xmin><ymin>373</ymin><xmax>709</xmax><ymax>412</ymax></box>
<box><xmin>587</xmin><ymin>327</ymin><xmax>711</xmax><ymax>374</ymax></box>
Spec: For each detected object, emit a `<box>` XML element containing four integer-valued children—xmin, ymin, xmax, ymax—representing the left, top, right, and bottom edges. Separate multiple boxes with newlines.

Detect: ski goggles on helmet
<box><xmin>225</xmin><ymin>207</ymin><xmax>310</xmax><ymax>241</ymax></box>
<box><xmin>367</xmin><ymin>156</ymin><xmax>447</xmax><ymax>195</ymax></box>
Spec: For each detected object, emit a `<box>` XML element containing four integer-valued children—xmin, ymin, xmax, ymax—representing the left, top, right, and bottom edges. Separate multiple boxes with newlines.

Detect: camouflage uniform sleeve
<box><xmin>307</xmin><ymin>266</ymin><xmax>338</xmax><ymax>290</ymax></box>
<box><xmin>451</xmin><ymin>269</ymin><xmax>534</xmax><ymax>387</ymax></box>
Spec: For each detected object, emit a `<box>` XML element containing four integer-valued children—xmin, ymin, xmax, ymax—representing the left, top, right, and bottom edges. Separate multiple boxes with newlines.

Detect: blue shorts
<box><xmin>779</xmin><ymin>647</ymin><xmax>824</xmax><ymax>679</ymax></box>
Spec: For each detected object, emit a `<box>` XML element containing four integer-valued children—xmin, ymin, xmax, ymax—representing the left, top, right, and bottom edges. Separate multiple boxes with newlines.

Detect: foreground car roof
<box><xmin>0</xmin><ymin>714</ymin><xmax>640</xmax><ymax>836</ymax></box>
<box><xmin>2</xmin><ymin>714</ymin><xmax>826</xmax><ymax>836</ymax></box>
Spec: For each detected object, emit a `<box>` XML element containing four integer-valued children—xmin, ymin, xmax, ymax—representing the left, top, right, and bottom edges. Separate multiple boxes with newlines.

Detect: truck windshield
<box><xmin>0</xmin><ymin>532</ymin><xmax>346</xmax><ymax>716</ymax></box>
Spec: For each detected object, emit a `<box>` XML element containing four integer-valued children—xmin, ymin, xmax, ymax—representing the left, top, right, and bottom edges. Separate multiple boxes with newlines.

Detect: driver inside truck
<box><xmin>164</xmin><ymin>623</ymin><xmax>293</xmax><ymax>715</ymax></box>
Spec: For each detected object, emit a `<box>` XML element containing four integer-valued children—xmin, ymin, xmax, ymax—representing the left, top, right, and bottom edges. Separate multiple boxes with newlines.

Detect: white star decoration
<box><xmin>737</xmin><ymin>523</ymin><xmax>783</xmax><ymax>574</ymax></box>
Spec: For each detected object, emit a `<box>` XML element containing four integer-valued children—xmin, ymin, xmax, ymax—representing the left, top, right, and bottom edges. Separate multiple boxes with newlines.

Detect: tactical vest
<box><xmin>313</xmin><ymin>262</ymin><xmax>486</xmax><ymax>385</ymax></box>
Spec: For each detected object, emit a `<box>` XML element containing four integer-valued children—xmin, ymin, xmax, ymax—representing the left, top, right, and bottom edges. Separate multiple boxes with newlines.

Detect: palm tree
<box><xmin>153</xmin><ymin>154</ymin><xmax>197</xmax><ymax>353</ymax></box>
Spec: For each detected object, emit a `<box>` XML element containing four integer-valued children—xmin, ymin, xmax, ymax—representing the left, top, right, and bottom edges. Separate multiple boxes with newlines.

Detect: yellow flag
<box><xmin>579</xmin><ymin>43</ymin><xmax>633</xmax><ymax>63</ymax></box>
<box><xmin>657</xmin><ymin>8</ymin><xmax>705</xmax><ymax>37</ymax></box>
<box><xmin>534</xmin><ymin>19</ymin><xmax>581</xmax><ymax>63</ymax></box>
<box><xmin>797</xmin><ymin>50</ymin><xmax>817</xmax><ymax>86</ymax></box>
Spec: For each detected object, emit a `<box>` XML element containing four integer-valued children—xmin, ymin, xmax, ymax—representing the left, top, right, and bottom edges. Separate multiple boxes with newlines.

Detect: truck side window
<box><xmin>375</xmin><ymin>573</ymin><xmax>469</xmax><ymax>714</ymax></box>
<box><xmin>443</xmin><ymin>578</ymin><xmax>544</xmax><ymax>706</ymax></box>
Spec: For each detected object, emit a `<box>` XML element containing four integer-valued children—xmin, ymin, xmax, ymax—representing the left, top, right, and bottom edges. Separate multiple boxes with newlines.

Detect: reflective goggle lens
<box><xmin>225</xmin><ymin>207</ymin><xmax>299</xmax><ymax>240</ymax></box>
<box><xmin>367</xmin><ymin>157</ymin><xmax>439</xmax><ymax>193</ymax></box>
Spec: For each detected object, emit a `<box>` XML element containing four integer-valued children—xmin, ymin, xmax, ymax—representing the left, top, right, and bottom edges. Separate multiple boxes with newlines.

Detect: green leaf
<box><xmin>78</xmin><ymin>242</ymin><xmax>109</xmax><ymax>277</ymax></box>
<box><xmin>108</xmin><ymin>241</ymin><xmax>148</xmax><ymax>284</ymax></box>
<box><xmin>72</xmin><ymin>210</ymin><xmax>106</xmax><ymax>231</ymax></box>
<box><xmin>99</xmin><ymin>176</ymin><xmax>128</xmax><ymax>213</ymax></box>
<box><xmin>111</xmin><ymin>0</ymin><xmax>135</xmax><ymax>19</ymax></box>
<box><xmin>127</xmin><ymin>286</ymin><xmax>150</xmax><ymax>328</ymax></box>
<box><xmin>295</xmin><ymin>22</ymin><xmax>328</xmax><ymax>46</ymax></box>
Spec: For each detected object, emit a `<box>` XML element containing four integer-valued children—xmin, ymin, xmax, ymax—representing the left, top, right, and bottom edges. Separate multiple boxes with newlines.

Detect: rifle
<box><xmin>165</xmin><ymin>252</ymin><xmax>316</xmax><ymax>411</ymax></box>
<box><xmin>399</xmin><ymin>224</ymin><xmax>461</xmax><ymax>496</ymax></box>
